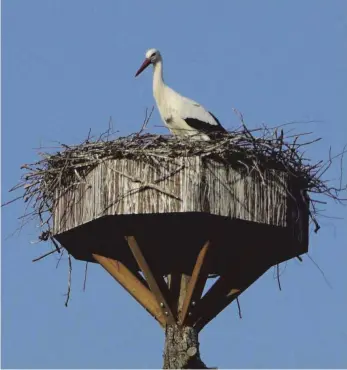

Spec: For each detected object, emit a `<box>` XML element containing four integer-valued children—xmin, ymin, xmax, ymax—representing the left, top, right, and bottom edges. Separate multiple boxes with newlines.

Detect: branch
<box><xmin>65</xmin><ymin>254</ymin><xmax>72</xmax><ymax>307</ymax></box>
<box><xmin>32</xmin><ymin>245</ymin><xmax>63</xmax><ymax>263</ymax></box>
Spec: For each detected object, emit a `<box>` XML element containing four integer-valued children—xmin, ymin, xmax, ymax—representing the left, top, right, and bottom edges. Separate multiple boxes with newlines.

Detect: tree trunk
<box><xmin>163</xmin><ymin>324</ymin><xmax>208</xmax><ymax>369</ymax></box>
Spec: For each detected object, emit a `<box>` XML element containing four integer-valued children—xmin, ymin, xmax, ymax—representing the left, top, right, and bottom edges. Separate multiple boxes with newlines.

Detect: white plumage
<box><xmin>135</xmin><ymin>48</ymin><xmax>226</xmax><ymax>141</ymax></box>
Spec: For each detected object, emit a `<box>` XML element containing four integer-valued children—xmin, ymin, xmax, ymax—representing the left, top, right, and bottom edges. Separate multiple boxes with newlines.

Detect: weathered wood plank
<box><xmin>125</xmin><ymin>236</ymin><xmax>175</xmax><ymax>325</ymax></box>
<box><xmin>53</xmin><ymin>157</ymin><xmax>294</xmax><ymax>235</ymax></box>
<box><xmin>167</xmin><ymin>273</ymin><xmax>182</xmax><ymax>318</ymax></box>
<box><xmin>179</xmin><ymin>240</ymin><xmax>210</xmax><ymax>326</ymax></box>
<box><xmin>92</xmin><ymin>253</ymin><xmax>166</xmax><ymax>327</ymax></box>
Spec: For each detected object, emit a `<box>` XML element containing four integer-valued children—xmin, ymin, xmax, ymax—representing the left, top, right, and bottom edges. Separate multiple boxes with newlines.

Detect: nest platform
<box><xmin>49</xmin><ymin>134</ymin><xmax>309</xmax><ymax>330</ymax></box>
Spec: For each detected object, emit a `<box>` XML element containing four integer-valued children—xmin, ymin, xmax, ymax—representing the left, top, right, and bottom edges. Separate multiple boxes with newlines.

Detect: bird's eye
<box><xmin>151</xmin><ymin>53</ymin><xmax>156</xmax><ymax>58</ymax></box>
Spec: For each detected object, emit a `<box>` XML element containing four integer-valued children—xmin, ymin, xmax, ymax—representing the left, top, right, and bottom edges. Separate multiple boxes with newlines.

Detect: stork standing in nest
<box><xmin>135</xmin><ymin>48</ymin><xmax>226</xmax><ymax>141</ymax></box>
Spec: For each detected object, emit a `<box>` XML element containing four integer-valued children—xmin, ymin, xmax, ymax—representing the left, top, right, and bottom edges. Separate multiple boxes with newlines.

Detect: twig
<box><xmin>65</xmin><ymin>254</ymin><xmax>72</xmax><ymax>307</ymax></box>
<box><xmin>307</xmin><ymin>253</ymin><xmax>332</xmax><ymax>289</ymax></box>
<box><xmin>137</xmin><ymin>106</ymin><xmax>154</xmax><ymax>136</ymax></box>
<box><xmin>32</xmin><ymin>246</ymin><xmax>63</xmax><ymax>262</ymax></box>
<box><xmin>276</xmin><ymin>264</ymin><xmax>282</xmax><ymax>291</ymax></box>
<box><xmin>1</xmin><ymin>196</ymin><xmax>23</xmax><ymax>207</ymax></box>
<box><xmin>83</xmin><ymin>262</ymin><xmax>88</xmax><ymax>292</ymax></box>
<box><xmin>56</xmin><ymin>248</ymin><xmax>65</xmax><ymax>268</ymax></box>
<box><xmin>236</xmin><ymin>297</ymin><xmax>242</xmax><ymax>319</ymax></box>
<box><xmin>50</xmin><ymin>236</ymin><xmax>61</xmax><ymax>253</ymax></box>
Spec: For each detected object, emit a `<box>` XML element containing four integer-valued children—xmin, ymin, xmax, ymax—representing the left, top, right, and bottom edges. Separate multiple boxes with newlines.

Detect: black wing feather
<box><xmin>183</xmin><ymin>111</ymin><xmax>226</xmax><ymax>137</ymax></box>
<box><xmin>208</xmin><ymin>111</ymin><xmax>223</xmax><ymax>127</ymax></box>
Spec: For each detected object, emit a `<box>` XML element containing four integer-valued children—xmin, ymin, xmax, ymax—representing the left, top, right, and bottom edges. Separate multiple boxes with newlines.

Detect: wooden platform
<box><xmin>54</xmin><ymin>212</ymin><xmax>308</xmax><ymax>276</ymax></box>
<box><xmin>54</xmin><ymin>212</ymin><xmax>308</xmax><ymax>331</ymax></box>
<box><xmin>52</xmin><ymin>156</ymin><xmax>309</xmax><ymax>331</ymax></box>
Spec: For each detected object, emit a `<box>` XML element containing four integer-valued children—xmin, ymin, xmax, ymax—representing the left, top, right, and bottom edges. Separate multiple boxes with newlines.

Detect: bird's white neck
<box><xmin>153</xmin><ymin>60</ymin><xmax>165</xmax><ymax>102</ymax></box>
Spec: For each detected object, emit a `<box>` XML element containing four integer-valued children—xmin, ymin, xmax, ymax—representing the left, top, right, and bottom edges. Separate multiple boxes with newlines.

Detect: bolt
<box><xmin>160</xmin><ymin>302</ymin><xmax>165</xmax><ymax>307</ymax></box>
<box><xmin>165</xmin><ymin>311</ymin><xmax>169</xmax><ymax>316</ymax></box>
<box><xmin>188</xmin><ymin>312</ymin><xmax>192</xmax><ymax>316</ymax></box>
<box><xmin>187</xmin><ymin>347</ymin><xmax>197</xmax><ymax>357</ymax></box>
<box><xmin>191</xmin><ymin>301</ymin><xmax>196</xmax><ymax>306</ymax></box>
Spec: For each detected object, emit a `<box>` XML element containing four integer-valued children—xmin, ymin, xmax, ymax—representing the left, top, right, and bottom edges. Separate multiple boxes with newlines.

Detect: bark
<box><xmin>163</xmin><ymin>325</ymin><xmax>208</xmax><ymax>369</ymax></box>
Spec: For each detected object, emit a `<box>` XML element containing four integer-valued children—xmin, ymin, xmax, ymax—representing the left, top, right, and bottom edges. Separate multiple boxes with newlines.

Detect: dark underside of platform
<box><xmin>54</xmin><ymin>212</ymin><xmax>308</xmax><ymax>281</ymax></box>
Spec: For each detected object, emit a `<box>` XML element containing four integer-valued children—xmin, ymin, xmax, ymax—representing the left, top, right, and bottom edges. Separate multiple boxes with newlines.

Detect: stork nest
<box><xmin>4</xmin><ymin>119</ymin><xmax>346</xmax><ymax>251</ymax></box>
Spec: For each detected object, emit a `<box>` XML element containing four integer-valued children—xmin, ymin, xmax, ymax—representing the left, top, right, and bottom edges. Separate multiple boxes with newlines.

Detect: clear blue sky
<box><xmin>2</xmin><ymin>0</ymin><xmax>347</xmax><ymax>368</ymax></box>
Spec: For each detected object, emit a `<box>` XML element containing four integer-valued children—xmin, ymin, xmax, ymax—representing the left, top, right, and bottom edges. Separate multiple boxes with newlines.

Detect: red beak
<box><xmin>135</xmin><ymin>58</ymin><xmax>151</xmax><ymax>77</ymax></box>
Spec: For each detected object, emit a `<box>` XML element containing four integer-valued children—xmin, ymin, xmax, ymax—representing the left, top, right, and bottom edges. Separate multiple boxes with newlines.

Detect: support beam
<box><xmin>193</xmin><ymin>276</ymin><xmax>240</xmax><ymax>332</ymax></box>
<box><xmin>167</xmin><ymin>273</ymin><xmax>186</xmax><ymax>318</ymax></box>
<box><xmin>126</xmin><ymin>236</ymin><xmax>176</xmax><ymax>325</ymax></box>
<box><xmin>178</xmin><ymin>275</ymin><xmax>191</xmax><ymax>314</ymax></box>
<box><xmin>179</xmin><ymin>240</ymin><xmax>211</xmax><ymax>326</ymax></box>
<box><xmin>193</xmin><ymin>263</ymin><xmax>270</xmax><ymax>332</ymax></box>
<box><xmin>92</xmin><ymin>254</ymin><xmax>166</xmax><ymax>327</ymax></box>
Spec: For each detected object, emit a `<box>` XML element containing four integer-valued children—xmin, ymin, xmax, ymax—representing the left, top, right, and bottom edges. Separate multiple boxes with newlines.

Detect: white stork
<box><xmin>135</xmin><ymin>48</ymin><xmax>226</xmax><ymax>141</ymax></box>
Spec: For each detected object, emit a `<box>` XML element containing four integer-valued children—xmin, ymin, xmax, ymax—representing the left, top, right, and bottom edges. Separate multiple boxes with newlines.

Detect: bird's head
<box><xmin>135</xmin><ymin>48</ymin><xmax>161</xmax><ymax>77</ymax></box>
